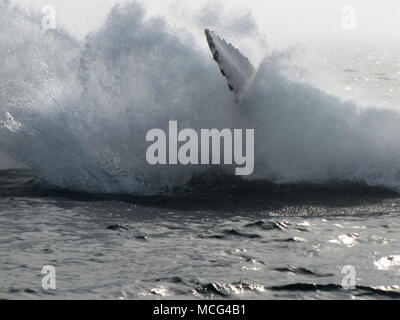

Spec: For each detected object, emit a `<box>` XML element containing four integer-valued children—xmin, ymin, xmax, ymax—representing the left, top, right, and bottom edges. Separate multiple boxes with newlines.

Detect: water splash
<box><xmin>2</xmin><ymin>1</ymin><xmax>400</xmax><ymax>194</ymax></box>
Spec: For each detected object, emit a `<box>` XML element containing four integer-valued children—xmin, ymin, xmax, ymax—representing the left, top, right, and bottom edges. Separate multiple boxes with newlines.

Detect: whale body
<box><xmin>204</xmin><ymin>29</ymin><xmax>255</xmax><ymax>101</ymax></box>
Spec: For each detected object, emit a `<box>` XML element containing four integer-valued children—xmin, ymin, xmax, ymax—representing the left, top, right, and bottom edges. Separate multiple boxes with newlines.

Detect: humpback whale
<box><xmin>204</xmin><ymin>29</ymin><xmax>255</xmax><ymax>102</ymax></box>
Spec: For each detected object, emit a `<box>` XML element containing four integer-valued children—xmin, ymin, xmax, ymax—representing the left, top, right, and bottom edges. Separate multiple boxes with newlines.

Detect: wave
<box><xmin>2</xmin><ymin>1</ymin><xmax>400</xmax><ymax>195</ymax></box>
<box><xmin>154</xmin><ymin>280</ymin><xmax>400</xmax><ymax>299</ymax></box>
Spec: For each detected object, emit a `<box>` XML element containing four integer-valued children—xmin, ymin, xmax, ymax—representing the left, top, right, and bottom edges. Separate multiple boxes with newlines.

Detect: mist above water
<box><xmin>1</xmin><ymin>1</ymin><xmax>400</xmax><ymax>194</ymax></box>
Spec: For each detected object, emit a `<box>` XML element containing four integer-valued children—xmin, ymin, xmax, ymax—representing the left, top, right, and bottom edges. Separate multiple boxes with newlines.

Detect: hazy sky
<box><xmin>10</xmin><ymin>0</ymin><xmax>400</xmax><ymax>45</ymax></box>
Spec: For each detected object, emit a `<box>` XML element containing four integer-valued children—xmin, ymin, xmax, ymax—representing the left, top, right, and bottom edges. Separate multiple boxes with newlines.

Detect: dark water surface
<box><xmin>1</xmin><ymin>169</ymin><xmax>400</xmax><ymax>300</ymax></box>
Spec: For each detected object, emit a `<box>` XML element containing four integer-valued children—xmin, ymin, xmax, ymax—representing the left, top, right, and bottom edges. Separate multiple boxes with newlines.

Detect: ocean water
<box><xmin>1</xmin><ymin>1</ymin><xmax>400</xmax><ymax>300</ymax></box>
<box><xmin>2</xmin><ymin>170</ymin><xmax>400</xmax><ymax>299</ymax></box>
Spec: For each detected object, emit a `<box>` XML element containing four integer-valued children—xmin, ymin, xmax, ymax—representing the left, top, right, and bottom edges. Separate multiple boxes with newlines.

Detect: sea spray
<box><xmin>1</xmin><ymin>2</ymin><xmax>400</xmax><ymax>194</ymax></box>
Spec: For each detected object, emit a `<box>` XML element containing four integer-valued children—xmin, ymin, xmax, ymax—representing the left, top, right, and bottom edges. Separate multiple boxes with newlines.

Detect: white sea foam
<box><xmin>1</xmin><ymin>1</ymin><xmax>400</xmax><ymax>194</ymax></box>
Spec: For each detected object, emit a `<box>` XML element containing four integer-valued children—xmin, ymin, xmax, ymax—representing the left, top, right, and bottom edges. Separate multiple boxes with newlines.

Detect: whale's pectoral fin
<box><xmin>204</xmin><ymin>29</ymin><xmax>255</xmax><ymax>102</ymax></box>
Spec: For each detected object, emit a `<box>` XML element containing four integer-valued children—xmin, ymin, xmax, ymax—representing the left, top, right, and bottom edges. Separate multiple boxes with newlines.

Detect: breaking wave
<box><xmin>2</xmin><ymin>1</ymin><xmax>400</xmax><ymax>194</ymax></box>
